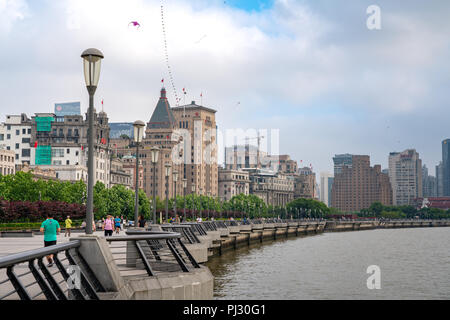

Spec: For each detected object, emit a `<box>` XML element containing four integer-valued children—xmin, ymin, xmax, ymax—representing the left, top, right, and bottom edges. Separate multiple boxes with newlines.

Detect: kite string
<box><xmin>161</xmin><ymin>1</ymin><xmax>180</xmax><ymax>106</ymax></box>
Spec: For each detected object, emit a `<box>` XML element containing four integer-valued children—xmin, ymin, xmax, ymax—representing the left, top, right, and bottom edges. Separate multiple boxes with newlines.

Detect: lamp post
<box><xmin>81</xmin><ymin>48</ymin><xmax>104</xmax><ymax>235</ymax></box>
<box><xmin>133</xmin><ymin>120</ymin><xmax>145</xmax><ymax>227</ymax></box>
<box><xmin>150</xmin><ymin>147</ymin><xmax>159</xmax><ymax>224</ymax></box>
<box><xmin>191</xmin><ymin>183</ymin><xmax>196</xmax><ymax>221</ymax></box>
<box><xmin>173</xmin><ymin>170</ymin><xmax>178</xmax><ymax>219</ymax></box>
<box><xmin>199</xmin><ymin>188</ymin><xmax>203</xmax><ymax>220</ymax></box>
<box><xmin>207</xmin><ymin>191</ymin><xmax>211</xmax><ymax>219</ymax></box>
<box><xmin>182</xmin><ymin>178</ymin><xmax>187</xmax><ymax>222</ymax></box>
<box><xmin>164</xmin><ymin>163</ymin><xmax>171</xmax><ymax>222</ymax></box>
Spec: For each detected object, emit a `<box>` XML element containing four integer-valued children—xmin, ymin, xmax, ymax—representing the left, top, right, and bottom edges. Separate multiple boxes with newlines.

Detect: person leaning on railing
<box><xmin>40</xmin><ymin>213</ymin><xmax>61</xmax><ymax>267</ymax></box>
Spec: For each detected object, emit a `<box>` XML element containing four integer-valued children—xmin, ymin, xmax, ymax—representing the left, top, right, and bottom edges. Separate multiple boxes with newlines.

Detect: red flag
<box><xmin>34</xmin><ymin>141</ymin><xmax>38</xmax><ymax>148</ymax></box>
<box><xmin>161</xmin><ymin>78</ymin><xmax>164</xmax><ymax>83</ymax></box>
<box><xmin>200</xmin><ymin>92</ymin><xmax>203</xmax><ymax>97</ymax></box>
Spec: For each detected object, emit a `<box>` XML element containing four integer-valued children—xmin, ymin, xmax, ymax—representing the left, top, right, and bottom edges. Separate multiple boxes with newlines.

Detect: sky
<box><xmin>1</xmin><ymin>0</ymin><xmax>450</xmax><ymax>179</ymax></box>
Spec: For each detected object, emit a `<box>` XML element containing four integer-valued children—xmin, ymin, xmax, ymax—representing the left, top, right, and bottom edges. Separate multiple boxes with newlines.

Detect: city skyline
<box><xmin>1</xmin><ymin>0</ymin><xmax>450</xmax><ymax>176</ymax></box>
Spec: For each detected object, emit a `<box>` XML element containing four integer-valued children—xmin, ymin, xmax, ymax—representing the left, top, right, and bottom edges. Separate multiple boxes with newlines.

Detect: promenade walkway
<box><xmin>0</xmin><ymin>230</ymin><xmax>122</xmax><ymax>257</ymax></box>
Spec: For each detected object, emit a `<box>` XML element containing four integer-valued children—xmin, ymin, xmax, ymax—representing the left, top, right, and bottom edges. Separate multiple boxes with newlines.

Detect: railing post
<box><xmin>6</xmin><ymin>266</ymin><xmax>31</xmax><ymax>300</ymax></box>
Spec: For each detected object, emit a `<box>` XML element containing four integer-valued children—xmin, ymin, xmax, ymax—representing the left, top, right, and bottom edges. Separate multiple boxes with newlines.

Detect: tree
<box><xmin>368</xmin><ymin>202</ymin><xmax>384</xmax><ymax>217</ymax></box>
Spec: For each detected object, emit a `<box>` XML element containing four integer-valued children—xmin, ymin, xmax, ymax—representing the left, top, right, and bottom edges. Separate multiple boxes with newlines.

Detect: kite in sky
<box><xmin>129</xmin><ymin>21</ymin><xmax>141</xmax><ymax>29</ymax></box>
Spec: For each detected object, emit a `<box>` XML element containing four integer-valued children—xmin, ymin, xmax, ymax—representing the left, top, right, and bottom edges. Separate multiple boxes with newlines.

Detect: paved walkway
<box><xmin>0</xmin><ymin>230</ymin><xmax>125</xmax><ymax>258</ymax></box>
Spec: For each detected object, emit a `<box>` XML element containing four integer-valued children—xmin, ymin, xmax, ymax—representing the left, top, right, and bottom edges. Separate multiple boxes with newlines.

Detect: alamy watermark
<box><xmin>367</xmin><ymin>5</ymin><xmax>382</xmax><ymax>30</ymax></box>
<box><xmin>66</xmin><ymin>265</ymin><xmax>81</xmax><ymax>290</ymax></box>
<box><xmin>167</xmin><ymin>123</ymin><xmax>281</xmax><ymax>169</ymax></box>
<box><xmin>366</xmin><ymin>265</ymin><xmax>381</xmax><ymax>289</ymax></box>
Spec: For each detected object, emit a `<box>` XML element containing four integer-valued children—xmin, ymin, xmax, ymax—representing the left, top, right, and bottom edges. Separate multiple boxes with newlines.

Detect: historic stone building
<box><xmin>331</xmin><ymin>155</ymin><xmax>392</xmax><ymax>212</ymax></box>
<box><xmin>110</xmin><ymin>157</ymin><xmax>132</xmax><ymax>189</ymax></box>
<box><xmin>122</xmin><ymin>155</ymin><xmax>144</xmax><ymax>191</ymax></box>
<box><xmin>294</xmin><ymin>167</ymin><xmax>316</xmax><ymax>199</ymax></box>
<box><xmin>218</xmin><ymin>168</ymin><xmax>250</xmax><ymax>201</ymax></box>
<box><xmin>29</xmin><ymin>109</ymin><xmax>112</xmax><ymax>187</ymax></box>
<box><xmin>0</xmin><ymin>147</ymin><xmax>15</xmax><ymax>175</ymax></box>
<box><xmin>140</xmin><ymin>88</ymin><xmax>218</xmax><ymax>200</ymax></box>
<box><xmin>246</xmin><ymin>168</ymin><xmax>294</xmax><ymax>206</ymax></box>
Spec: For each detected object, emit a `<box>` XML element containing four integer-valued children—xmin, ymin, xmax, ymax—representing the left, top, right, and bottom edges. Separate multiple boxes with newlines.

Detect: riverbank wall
<box><xmin>190</xmin><ymin>220</ymin><xmax>450</xmax><ymax>261</ymax></box>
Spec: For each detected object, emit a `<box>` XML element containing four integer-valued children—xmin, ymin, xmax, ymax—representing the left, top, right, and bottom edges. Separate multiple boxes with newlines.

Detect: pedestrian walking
<box><xmin>114</xmin><ymin>216</ymin><xmax>121</xmax><ymax>234</ymax></box>
<box><xmin>103</xmin><ymin>215</ymin><xmax>114</xmax><ymax>236</ymax></box>
<box><xmin>138</xmin><ymin>215</ymin><xmax>146</xmax><ymax>228</ymax></box>
<box><xmin>64</xmin><ymin>215</ymin><xmax>72</xmax><ymax>237</ymax></box>
<box><xmin>40</xmin><ymin>214</ymin><xmax>61</xmax><ymax>267</ymax></box>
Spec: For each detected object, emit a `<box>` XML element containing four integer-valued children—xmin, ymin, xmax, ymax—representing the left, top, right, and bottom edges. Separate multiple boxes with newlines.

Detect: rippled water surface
<box><xmin>206</xmin><ymin>228</ymin><xmax>450</xmax><ymax>300</ymax></box>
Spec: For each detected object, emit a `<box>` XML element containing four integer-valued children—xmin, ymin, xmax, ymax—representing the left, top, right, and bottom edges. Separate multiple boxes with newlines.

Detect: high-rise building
<box><xmin>388</xmin><ymin>149</ymin><xmax>423</xmax><ymax>206</ymax></box>
<box><xmin>422</xmin><ymin>164</ymin><xmax>437</xmax><ymax>197</ymax></box>
<box><xmin>331</xmin><ymin>155</ymin><xmax>392</xmax><ymax>212</ymax></box>
<box><xmin>171</xmin><ymin>100</ymin><xmax>218</xmax><ymax>197</ymax></box>
<box><xmin>320</xmin><ymin>172</ymin><xmax>334</xmax><ymax>207</ymax></box>
<box><xmin>442</xmin><ymin>139</ymin><xmax>450</xmax><ymax>196</ymax></box>
<box><xmin>436</xmin><ymin>161</ymin><xmax>444</xmax><ymax>197</ymax></box>
<box><xmin>333</xmin><ymin>153</ymin><xmax>353</xmax><ymax>176</ymax></box>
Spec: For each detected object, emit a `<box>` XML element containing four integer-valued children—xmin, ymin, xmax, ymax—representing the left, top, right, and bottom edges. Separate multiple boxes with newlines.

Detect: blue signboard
<box><xmin>54</xmin><ymin>102</ymin><xmax>81</xmax><ymax>117</ymax></box>
<box><xmin>109</xmin><ymin>122</ymin><xmax>135</xmax><ymax>139</ymax></box>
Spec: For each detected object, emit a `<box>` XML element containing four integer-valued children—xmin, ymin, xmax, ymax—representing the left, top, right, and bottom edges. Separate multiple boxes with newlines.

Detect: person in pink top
<box><xmin>102</xmin><ymin>215</ymin><xmax>114</xmax><ymax>236</ymax></box>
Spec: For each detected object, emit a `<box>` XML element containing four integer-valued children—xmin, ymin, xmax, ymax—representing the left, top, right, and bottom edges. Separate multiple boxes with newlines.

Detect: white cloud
<box><xmin>0</xmin><ymin>0</ymin><xmax>28</xmax><ymax>32</ymax></box>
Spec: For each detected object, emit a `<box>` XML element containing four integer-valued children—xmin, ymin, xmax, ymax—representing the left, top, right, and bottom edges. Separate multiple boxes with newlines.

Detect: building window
<box><xmin>22</xmin><ymin>149</ymin><xmax>30</xmax><ymax>157</ymax></box>
<box><xmin>28</xmin><ymin>129</ymin><xmax>31</xmax><ymax>134</ymax></box>
<box><xmin>66</xmin><ymin>160</ymin><xmax>70</xmax><ymax>165</ymax></box>
<box><xmin>67</xmin><ymin>149</ymin><xmax>70</xmax><ymax>154</ymax></box>
<box><xmin>15</xmin><ymin>143</ymin><xmax>19</xmax><ymax>149</ymax></box>
<box><xmin>52</xmin><ymin>149</ymin><xmax>64</xmax><ymax>158</ymax></box>
<box><xmin>15</xmin><ymin>154</ymin><xmax>19</xmax><ymax>160</ymax></box>
<box><xmin>7</xmin><ymin>134</ymin><xmax>10</xmax><ymax>140</ymax></box>
<box><xmin>16</xmin><ymin>130</ymin><xmax>19</xmax><ymax>135</ymax></box>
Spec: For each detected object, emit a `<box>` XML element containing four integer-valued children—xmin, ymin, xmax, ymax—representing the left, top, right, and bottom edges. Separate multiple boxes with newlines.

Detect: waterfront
<box><xmin>206</xmin><ymin>227</ymin><xmax>450</xmax><ymax>300</ymax></box>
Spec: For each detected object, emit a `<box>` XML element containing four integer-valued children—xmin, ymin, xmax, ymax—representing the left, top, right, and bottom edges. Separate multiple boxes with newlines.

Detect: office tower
<box><xmin>331</xmin><ymin>155</ymin><xmax>392</xmax><ymax>212</ymax></box>
<box><xmin>388</xmin><ymin>149</ymin><xmax>423</xmax><ymax>205</ymax></box>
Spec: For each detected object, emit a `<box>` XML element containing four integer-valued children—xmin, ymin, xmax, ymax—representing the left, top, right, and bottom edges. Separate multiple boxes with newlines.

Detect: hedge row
<box><xmin>0</xmin><ymin>200</ymin><xmax>86</xmax><ymax>223</ymax></box>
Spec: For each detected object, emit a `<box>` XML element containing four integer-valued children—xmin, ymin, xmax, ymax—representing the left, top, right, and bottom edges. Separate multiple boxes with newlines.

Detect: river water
<box><xmin>206</xmin><ymin>227</ymin><xmax>450</xmax><ymax>300</ymax></box>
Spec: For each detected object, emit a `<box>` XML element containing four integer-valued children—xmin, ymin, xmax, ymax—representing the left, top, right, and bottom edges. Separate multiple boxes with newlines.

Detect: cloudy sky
<box><xmin>1</xmin><ymin>0</ymin><xmax>449</xmax><ymax>178</ymax></box>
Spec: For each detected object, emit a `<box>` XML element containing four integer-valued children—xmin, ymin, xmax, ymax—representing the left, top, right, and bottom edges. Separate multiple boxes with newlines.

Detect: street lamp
<box><xmin>173</xmin><ymin>170</ymin><xmax>179</xmax><ymax>219</ymax></box>
<box><xmin>150</xmin><ymin>146</ymin><xmax>159</xmax><ymax>224</ymax></box>
<box><xmin>133</xmin><ymin>120</ymin><xmax>145</xmax><ymax>227</ymax></box>
<box><xmin>199</xmin><ymin>188</ymin><xmax>203</xmax><ymax>220</ymax></box>
<box><xmin>81</xmin><ymin>48</ymin><xmax>104</xmax><ymax>235</ymax></box>
<box><xmin>183</xmin><ymin>178</ymin><xmax>187</xmax><ymax>222</ymax></box>
<box><xmin>207</xmin><ymin>191</ymin><xmax>211</xmax><ymax>219</ymax></box>
<box><xmin>191</xmin><ymin>183</ymin><xmax>196</xmax><ymax>221</ymax></box>
<box><xmin>164</xmin><ymin>163</ymin><xmax>171</xmax><ymax>222</ymax></box>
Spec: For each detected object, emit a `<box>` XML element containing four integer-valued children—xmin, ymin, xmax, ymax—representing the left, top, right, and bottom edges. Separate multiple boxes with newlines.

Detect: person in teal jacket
<box><xmin>40</xmin><ymin>213</ymin><xmax>61</xmax><ymax>267</ymax></box>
